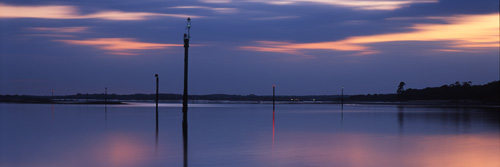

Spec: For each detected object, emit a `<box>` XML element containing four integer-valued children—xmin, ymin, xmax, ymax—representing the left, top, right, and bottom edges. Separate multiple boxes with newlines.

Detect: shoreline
<box><xmin>1</xmin><ymin>99</ymin><xmax>498</xmax><ymax>108</ymax></box>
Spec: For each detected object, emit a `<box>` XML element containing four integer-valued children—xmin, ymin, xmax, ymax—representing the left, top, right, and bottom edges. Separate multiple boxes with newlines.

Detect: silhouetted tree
<box><xmin>450</xmin><ymin>81</ymin><xmax>461</xmax><ymax>87</ymax></box>
<box><xmin>462</xmin><ymin>81</ymin><xmax>472</xmax><ymax>87</ymax></box>
<box><xmin>397</xmin><ymin>82</ymin><xmax>406</xmax><ymax>94</ymax></box>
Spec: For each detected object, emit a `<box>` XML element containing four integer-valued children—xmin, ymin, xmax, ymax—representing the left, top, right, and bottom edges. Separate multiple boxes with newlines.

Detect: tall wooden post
<box><xmin>183</xmin><ymin>17</ymin><xmax>191</xmax><ymax>116</ymax></box>
<box><xmin>273</xmin><ymin>85</ymin><xmax>275</xmax><ymax>110</ymax></box>
<box><xmin>51</xmin><ymin>89</ymin><xmax>54</xmax><ymax>103</ymax></box>
<box><xmin>155</xmin><ymin>74</ymin><xmax>159</xmax><ymax>130</ymax></box>
<box><xmin>182</xmin><ymin>17</ymin><xmax>191</xmax><ymax>167</ymax></box>
<box><xmin>105</xmin><ymin>87</ymin><xmax>107</xmax><ymax>105</ymax></box>
<box><xmin>341</xmin><ymin>86</ymin><xmax>344</xmax><ymax>110</ymax></box>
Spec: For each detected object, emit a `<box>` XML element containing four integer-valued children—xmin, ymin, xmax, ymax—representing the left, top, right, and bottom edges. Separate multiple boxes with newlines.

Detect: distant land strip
<box><xmin>1</xmin><ymin>81</ymin><xmax>498</xmax><ymax>106</ymax></box>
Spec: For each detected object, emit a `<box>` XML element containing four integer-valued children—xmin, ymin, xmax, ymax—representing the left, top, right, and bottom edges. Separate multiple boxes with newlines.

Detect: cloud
<box><xmin>199</xmin><ymin>0</ymin><xmax>232</xmax><ymax>3</ymax></box>
<box><xmin>54</xmin><ymin>38</ymin><xmax>183</xmax><ymax>55</ymax></box>
<box><xmin>83</xmin><ymin>11</ymin><xmax>199</xmax><ymax>20</ymax></box>
<box><xmin>249</xmin><ymin>16</ymin><xmax>299</xmax><ymax>20</ymax></box>
<box><xmin>24</xmin><ymin>34</ymin><xmax>77</xmax><ymax>38</ymax></box>
<box><xmin>247</xmin><ymin>0</ymin><xmax>438</xmax><ymax>10</ymax></box>
<box><xmin>433</xmin><ymin>49</ymin><xmax>480</xmax><ymax>53</ymax></box>
<box><xmin>241</xmin><ymin>13</ymin><xmax>499</xmax><ymax>56</ymax></box>
<box><xmin>24</xmin><ymin>27</ymin><xmax>88</xmax><ymax>38</ymax></box>
<box><xmin>27</xmin><ymin>27</ymin><xmax>89</xmax><ymax>33</ymax></box>
<box><xmin>0</xmin><ymin>3</ymin><xmax>200</xmax><ymax>20</ymax></box>
<box><xmin>170</xmin><ymin>6</ymin><xmax>237</xmax><ymax>13</ymax></box>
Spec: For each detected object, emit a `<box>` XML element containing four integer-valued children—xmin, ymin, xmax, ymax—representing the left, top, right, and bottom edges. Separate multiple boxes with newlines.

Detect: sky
<box><xmin>0</xmin><ymin>0</ymin><xmax>498</xmax><ymax>96</ymax></box>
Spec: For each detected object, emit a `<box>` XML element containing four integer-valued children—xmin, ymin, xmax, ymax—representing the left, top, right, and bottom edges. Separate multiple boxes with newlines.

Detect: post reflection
<box><xmin>341</xmin><ymin>105</ymin><xmax>344</xmax><ymax>127</ymax></box>
<box><xmin>397</xmin><ymin>106</ymin><xmax>404</xmax><ymax>133</ymax></box>
<box><xmin>272</xmin><ymin>109</ymin><xmax>275</xmax><ymax>147</ymax></box>
<box><xmin>182</xmin><ymin>112</ymin><xmax>188</xmax><ymax>167</ymax></box>
<box><xmin>155</xmin><ymin>118</ymin><xmax>159</xmax><ymax>155</ymax></box>
<box><xmin>105</xmin><ymin>105</ymin><xmax>108</xmax><ymax>126</ymax></box>
<box><xmin>51</xmin><ymin>104</ymin><xmax>54</xmax><ymax>120</ymax></box>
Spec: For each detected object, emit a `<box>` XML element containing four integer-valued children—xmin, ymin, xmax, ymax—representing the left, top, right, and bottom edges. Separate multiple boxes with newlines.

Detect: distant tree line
<box><xmin>0</xmin><ymin>93</ymin><xmax>340</xmax><ymax>102</ymax></box>
<box><xmin>346</xmin><ymin>80</ymin><xmax>499</xmax><ymax>103</ymax></box>
<box><xmin>2</xmin><ymin>80</ymin><xmax>498</xmax><ymax>104</ymax></box>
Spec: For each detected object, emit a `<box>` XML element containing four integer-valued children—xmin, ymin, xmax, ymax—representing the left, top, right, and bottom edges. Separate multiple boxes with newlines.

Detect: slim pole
<box><xmin>341</xmin><ymin>86</ymin><xmax>344</xmax><ymax>109</ymax></box>
<box><xmin>182</xmin><ymin>18</ymin><xmax>191</xmax><ymax>167</ymax></box>
<box><xmin>183</xmin><ymin>17</ymin><xmax>191</xmax><ymax>116</ymax></box>
<box><xmin>273</xmin><ymin>85</ymin><xmax>275</xmax><ymax>110</ymax></box>
<box><xmin>183</xmin><ymin>34</ymin><xmax>189</xmax><ymax>115</ymax></box>
<box><xmin>155</xmin><ymin>74</ymin><xmax>159</xmax><ymax>129</ymax></box>
<box><xmin>182</xmin><ymin>40</ymin><xmax>188</xmax><ymax>166</ymax></box>
<box><xmin>105</xmin><ymin>87</ymin><xmax>107</xmax><ymax>105</ymax></box>
<box><xmin>104</xmin><ymin>87</ymin><xmax>107</xmax><ymax>123</ymax></box>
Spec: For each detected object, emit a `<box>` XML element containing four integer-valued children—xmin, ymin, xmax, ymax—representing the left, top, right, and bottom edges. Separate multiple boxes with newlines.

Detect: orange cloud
<box><xmin>241</xmin><ymin>13</ymin><xmax>499</xmax><ymax>56</ymax></box>
<box><xmin>27</xmin><ymin>27</ymin><xmax>89</xmax><ymax>33</ymax></box>
<box><xmin>170</xmin><ymin>6</ymin><xmax>237</xmax><ymax>14</ymax></box>
<box><xmin>251</xmin><ymin>0</ymin><xmax>437</xmax><ymax>10</ymax></box>
<box><xmin>249</xmin><ymin>16</ymin><xmax>299</xmax><ymax>20</ymax></box>
<box><xmin>24</xmin><ymin>34</ymin><xmax>76</xmax><ymax>38</ymax></box>
<box><xmin>200</xmin><ymin>0</ymin><xmax>232</xmax><ymax>3</ymax></box>
<box><xmin>54</xmin><ymin>38</ymin><xmax>183</xmax><ymax>55</ymax></box>
<box><xmin>83</xmin><ymin>11</ymin><xmax>198</xmax><ymax>20</ymax></box>
<box><xmin>0</xmin><ymin>3</ymin><xmax>200</xmax><ymax>20</ymax></box>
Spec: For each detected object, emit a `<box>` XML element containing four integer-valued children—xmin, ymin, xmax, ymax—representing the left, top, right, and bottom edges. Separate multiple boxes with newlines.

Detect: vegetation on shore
<box><xmin>346</xmin><ymin>81</ymin><xmax>499</xmax><ymax>105</ymax></box>
<box><xmin>1</xmin><ymin>81</ymin><xmax>498</xmax><ymax>105</ymax></box>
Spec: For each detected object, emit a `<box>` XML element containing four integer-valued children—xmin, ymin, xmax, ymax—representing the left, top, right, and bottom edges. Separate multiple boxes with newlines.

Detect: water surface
<box><xmin>1</xmin><ymin>103</ymin><xmax>499</xmax><ymax>167</ymax></box>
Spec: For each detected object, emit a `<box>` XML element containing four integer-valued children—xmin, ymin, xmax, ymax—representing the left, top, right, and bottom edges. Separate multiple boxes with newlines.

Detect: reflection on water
<box><xmin>272</xmin><ymin>109</ymin><xmax>275</xmax><ymax>148</ymax></box>
<box><xmin>0</xmin><ymin>103</ymin><xmax>498</xmax><ymax>167</ymax></box>
<box><xmin>118</xmin><ymin>102</ymin><xmax>231</xmax><ymax>108</ymax></box>
<box><xmin>51</xmin><ymin>104</ymin><xmax>54</xmax><ymax>120</ymax></box>
<box><xmin>182</xmin><ymin>108</ymin><xmax>188</xmax><ymax>167</ymax></box>
<box><xmin>267</xmin><ymin>132</ymin><xmax>499</xmax><ymax>167</ymax></box>
<box><xmin>105</xmin><ymin>104</ymin><xmax>107</xmax><ymax>126</ymax></box>
<box><xmin>90</xmin><ymin>133</ymin><xmax>151</xmax><ymax>167</ymax></box>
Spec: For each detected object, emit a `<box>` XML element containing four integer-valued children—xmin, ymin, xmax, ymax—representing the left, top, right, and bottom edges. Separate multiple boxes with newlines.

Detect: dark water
<box><xmin>1</xmin><ymin>103</ymin><xmax>499</xmax><ymax>167</ymax></box>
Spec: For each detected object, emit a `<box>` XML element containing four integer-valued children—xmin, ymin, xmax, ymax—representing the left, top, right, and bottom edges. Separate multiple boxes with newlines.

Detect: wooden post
<box><xmin>341</xmin><ymin>86</ymin><xmax>344</xmax><ymax>109</ymax></box>
<box><xmin>182</xmin><ymin>17</ymin><xmax>191</xmax><ymax>116</ymax></box>
<box><xmin>155</xmin><ymin>74</ymin><xmax>159</xmax><ymax>130</ymax></box>
<box><xmin>105</xmin><ymin>87</ymin><xmax>107</xmax><ymax>105</ymax></box>
<box><xmin>273</xmin><ymin>85</ymin><xmax>275</xmax><ymax>110</ymax></box>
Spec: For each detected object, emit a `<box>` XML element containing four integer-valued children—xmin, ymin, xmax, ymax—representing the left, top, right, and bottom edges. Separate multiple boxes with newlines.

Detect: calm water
<box><xmin>1</xmin><ymin>103</ymin><xmax>499</xmax><ymax>167</ymax></box>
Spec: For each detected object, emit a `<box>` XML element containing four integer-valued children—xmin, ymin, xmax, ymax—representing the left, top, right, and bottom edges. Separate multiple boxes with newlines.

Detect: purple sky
<box><xmin>0</xmin><ymin>0</ymin><xmax>498</xmax><ymax>96</ymax></box>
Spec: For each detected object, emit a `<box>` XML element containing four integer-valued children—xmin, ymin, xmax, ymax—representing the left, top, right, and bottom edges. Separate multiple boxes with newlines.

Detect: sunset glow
<box><xmin>27</xmin><ymin>27</ymin><xmax>89</xmax><ymax>33</ymax></box>
<box><xmin>241</xmin><ymin>13</ymin><xmax>499</xmax><ymax>56</ymax></box>
<box><xmin>170</xmin><ymin>6</ymin><xmax>238</xmax><ymax>13</ymax></box>
<box><xmin>1</xmin><ymin>0</ymin><xmax>499</xmax><ymax>166</ymax></box>
<box><xmin>54</xmin><ymin>38</ymin><xmax>183</xmax><ymax>55</ymax></box>
<box><xmin>0</xmin><ymin>3</ymin><xmax>200</xmax><ymax>20</ymax></box>
<box><xmin>1</xmin><ymin>0</ymin><xmax>498</xmax><ymax>95</ymax></box>
<box><xmin>250</xmin><ymin>0</ymin><xmax>438</xmax><ymax>10</ymax></box>
<box><xmin>264</xmin><ymin>133</ymin><xmax>500</xmax><ymax>167</ymax></box>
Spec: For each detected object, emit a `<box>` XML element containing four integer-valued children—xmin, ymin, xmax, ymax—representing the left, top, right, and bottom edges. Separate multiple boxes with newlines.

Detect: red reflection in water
<box><xmin>260</xmin><ymin>132</ymin><xmax>500</xmax><ymax>167</ymax></box>
<box><xmin>109</xmin><ymin>137</ymin><xmax>145</xmax><ymax>164</ymax></box>
<box><xmin>6</xmin><ymin>133</ymin><xmax>159</xmax><ymax>167</ymax></box>
<box><xmin>89</xmin><ymin>134</ymin><xmax>153</xmax><ymax>166</ymax></box>
<box><xmin>272</xmin><ymin>110</ymin><xmax>275</xmax><ymax>146</ymax></box>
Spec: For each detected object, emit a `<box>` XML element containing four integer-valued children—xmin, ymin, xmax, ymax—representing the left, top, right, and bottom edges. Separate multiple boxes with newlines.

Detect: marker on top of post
<box><xmin>186</xmin><ymin>17</ymin><xmax>191</xmax><ymax>38</ymax></box>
